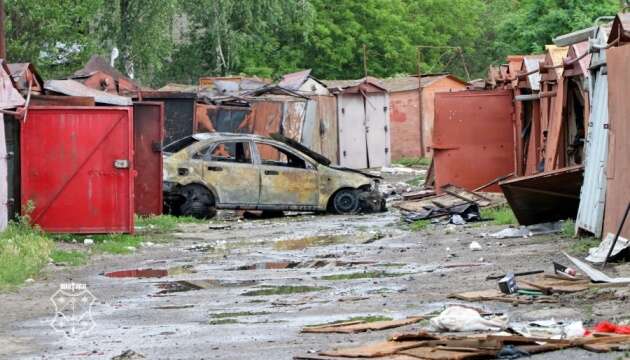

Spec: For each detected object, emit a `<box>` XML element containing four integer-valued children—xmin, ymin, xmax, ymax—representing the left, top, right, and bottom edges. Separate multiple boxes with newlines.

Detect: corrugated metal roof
<box><xmin>379</xmin><ymin>74</ymin><xmax>468</xmax><ymax>92</ymax></box>
<box><xmin>553</xmin><ymin>26</ymin><xmax>597</xmax><ymax>47</ymax></box>
<box><xmin>45</xmin><ymin>79</ymin><xmax>132</xmax><ymax>106</ymax></box>
<box><xmin>278</xmin><ymin>69</ymin><xmax>312</xmax><ymax>90</ymax></box>
<box><xmin>324</xmin><ymin>76</ymin><xmax>388</xmax><ymax>93</ymax></box>
<box><xmin>608</xmin><ymin>13</ymin><xmax>630</xmax><ymax>44</ymax></box>
<box><xmin>74</xmin><ymin>55</ymin><xmax>130</xmax><ymax>82</ymax></box>
<box><xmin>522</xmin><ymin>55</ymin><xmax>545</xmax><ymax>91</ymax></box>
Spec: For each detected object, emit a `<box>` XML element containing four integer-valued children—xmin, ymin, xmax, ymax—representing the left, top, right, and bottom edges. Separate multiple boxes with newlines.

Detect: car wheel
<box><xmin>179</xmin><ymin>185</ymin><xmax>216</xmax><ymax>220</ymax></box>
<box><xmin>332</xmin><ymin>189</ymin><xmax>360</xmax><ymax>214</ymax></box>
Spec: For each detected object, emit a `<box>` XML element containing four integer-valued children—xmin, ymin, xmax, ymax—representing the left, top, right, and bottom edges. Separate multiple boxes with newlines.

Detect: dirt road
<box><xmin>0</xmin><ymin>210</ymin><xmax>628</xmax><ymax>359</ymax></box>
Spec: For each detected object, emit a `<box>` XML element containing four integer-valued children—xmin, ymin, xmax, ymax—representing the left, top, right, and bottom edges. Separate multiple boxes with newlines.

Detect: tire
<box><xmin>332</xmin><ymin>189</ymin><xmax>360</xmax><ymax>214</ymax></box>
<box><xmin>179</xmin><ymin>185</ymin><xmax>216</xmax><ymax>220</ymax></box>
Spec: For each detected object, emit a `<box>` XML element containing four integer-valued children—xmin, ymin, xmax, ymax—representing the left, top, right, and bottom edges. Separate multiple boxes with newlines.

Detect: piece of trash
<box><xmin>553</xmin><ymin>262</ymin><xmax>576</xmax><ymax>278</ymax></box>
<box><xmin>498</xmin><ymin>273</ymin><xmax>517</xmax><ymax>294</ymax></box>
<box><xmin>302</xmin><ymin>316</ymin><xmax>424</xmax><ymax>334</ymax></box>
<box><xmin>486</xmin><ymin>221</ymin><xmax>563</xmax><ymax>239</ymax></box>
<box><xmin>585</xmin><ymin>233</ymin><xmax>630</xmax><ymax>264</ymax></box>
<box><xmin>593</xmin><ymin>321</ymin><xmax>630</xmax><ymax>335</ymax></box>
<box><xmin>450</xmin><ymin>214</ymin><xmax>466</xmax><ymax>225</ymax></box>
<box><xmin>486</xmin><ymin>270</ymin><xmax>544</xmax><ymax>280</ymax></box>
<box><xmin>469</xmin><ymin>241</ymin><xmax>482</xmax><ymax>251</ymax></box>
<box><xmin>84</xmin><ymin>238</ymin><xmax>94</xmax><ymax>245</ymax></box>
<box><xmin>112</xmin><ymin>350</ymin><xmax>145</xmax><ymax>360</ymax></box>
<box><xmin>104</xmin><ymin>268</ymin><xmax>168</xmax><ymax>278</ymax></box>
<box><xmin>25</xmin><ymin>278</ymin><xmax>34</xmax><ymax>283</ymax></box>
<box><xmin>510</xmin><ymin>320</ymin><xmax>586</xmax><ymax>339</ymax></box>
<box><xmin>564</xmin><ymin>252</ymin><xmax>630</xmax><ymax>283</ymax></box>
<box><xmin>497</xmin><ymin>344</ymin><xmax>530</xmax><ymax>359</ymax></box>
<box><xmin>208</xmin><ymin>224</ymin><xmax>232</xmax><ymax>230</ymax></box>
<box><xmin>430</xmin><ymin>306</ymin><xmax>508</xmax><ymax>332</ymax></box>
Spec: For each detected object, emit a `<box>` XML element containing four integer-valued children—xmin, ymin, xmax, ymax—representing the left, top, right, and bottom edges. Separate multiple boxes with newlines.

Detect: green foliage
<box><xmin>242</xmin><ymin>285</ymin><xmax>328</xmax><ymax>296</ymax></box>
<box><xmin>406</xmin><ymin>176</ymin><xmax>425</xmax><ymax>187</ymax></box>
<box><xmin>92</xmin><ymin>233</ymin><xmax>143</xmax><ymax>254</ymax></box>
<box><xmin>135</xmin><ymin>215</ymin><xmax>205</xmax><ymax>233</ymax></box>
<box><xmin>409</xmin><ymin>219</ymin><xmax>430</xmax><ymax>232</ymax></box>
<box><xmin>562</xmin><ymin>219</ymin><xmax>576</xmax><ymax>238</ymax></box>
<box><xmin>394</xmin><ymin>157</ymin><xmax>430</xmax><ymax>168</ymax></box>
<box><xmin>0</xmin><ymin>217</ymin><xmax>53</xmax><ymax>289</ymax></box>
<box><xmin>50</xmin><ymin>249</ymin><xmax>88</xmax><ymax>266</ymax></box>
<box><xmin>480</xmin><ymin>206</ymin><xmax>517</xmax><ymax>225</ymax></box>
<box><xmin>569</xmin><ymin>236</ymin><xmax>600</xmax><ymax>255</ymax></box>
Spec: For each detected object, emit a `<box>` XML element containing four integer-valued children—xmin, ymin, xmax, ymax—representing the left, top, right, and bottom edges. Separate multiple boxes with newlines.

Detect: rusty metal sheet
<box><xmin>603</xmin><ymin>44</ymin><xmax>630</xmax><ymax>239</ymax></box>
<box><xmin>133</xmin><ymin>102</ymin><xmax>164</xmax><ymax>216</ymax></box>
<box><xmin>21</xmin><ymin>106</ymin><xmax>134</xmax><ymax>233</ymax></box>
<box><xmin>278</xmin><ymin>69</ymin><xmax>311</xmax><ymax>90</ymax></box>
<box><xmin>389</xmin><ymin>90</ymin><xmax>421</xmax><ymax>160</ymax></box>
<box><xmin>500</xmin><ymin>165</ymin><xmax>583</xmax><ymax>225</ymax></box>
<box><xmin>45</xmin><ymin>80</ymin><xmax>132</xmax><ymax>106</ymax></box>
<box><xmin>74</xmin><ymin>70</ymin><xmax>116</xmax><ymax>92</ymax></box>
<box><xmin>282</xmin><ymin>100</ymin><xmax>307</xmax><ymax>141</ymax></box>
<box><xmin>240</xmin><ymin>100</ymin><xmax>283</xmax><ymax>160</ymax></box>
<box><xmin>523</xmin><ymin>56</ymin><xmax>543</xmax><ymax>91</ymax></box>
<box><xmin>0</xmin><ymin>114</ymin><xmax>7</xmax><ymax>230</ymax></box>
<box><xmin>608</xmin><ymin>13</ymin><xmax>630</xmax><ymax>44</ymax></box>
<box><xmin>563</xmin><ymin>42</ymin><xmax>591</xmax><ymax>77</ymax></box>
<box><xmin>432</xmin><ymin>90</ymin><xmax>515</xmax><ymax>192</ymax></box>
<box><xmin>300</xmin><ymin>99</ymin><xmax>320</xmax><ymax>152</ymax></box>
<box><xmin>7</xmin><ymin>62</ymin><xmax>44</xmax><ymax>95</ymax></box>
<box><xmin>29</xmin><ymin>95</ymin><xmax>95</xmax><ymax>107</ymax></box>
<box><xmin>141</xmin><ymin>92</ymin><xmax>196</xmax><ymax>145</ymax></box>
<box><xmin>315</xmin><ymin>95</ymin><xmax>338</xmax><ymax>164</ymax></box>
<box><xmin>338</xmin><ymin>93</ymin><xmax>367</xmax><ymax>169</ymax></box>
<box><xmin>365</xmin><ymin>92</ymin><xmax>391</xmax><ymax>168</ymax></box>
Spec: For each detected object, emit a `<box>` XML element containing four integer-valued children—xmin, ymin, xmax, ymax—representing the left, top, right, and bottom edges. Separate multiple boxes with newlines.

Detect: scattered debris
<box><xmin>302</xmin><ymin>316</ymin><xmax>424</xmax><ymax>334</ymax></box>
<box><xmin>469</xmin><ymin>241</ymin><xmax>482</xmax><ymax>251</ymax></box>
<box><xmin>565</xmin><ymin>253</ymin><xmax>630</xmax><ymax>283</ymax></box>
<box><xmin>448</xmin><ymin>288</ymin><xmax>557</xmax><ymax>304</ymax></box>
<box><xmin>111</xmin><ymin>350</ymin><xmax>145</xmax><ymax>360</ymax></box>
<box><xmin>104</xmin><ymin>268</ymin><xmax>168</xmax><ymax>278</ymax></box>
<box><xmin>485</xmin><ymin>221</ymin><xmax>563</xmax><ymax>239</ymax></box>
<box><xmin>586</xmin><ymin>233</ymin><xmax>630</xmax><ymax>264</ymax></box>
<box><xmin>511</xmin><ymin>320</ymin><xmax>586</xmax><ymax>339</ymax></box>
<box><xmin>594</xmin><ymin>321</ymin><xmax>630</xmax><ymax>335</ymax></box>
<box><xmin>430</xmin><ymin>306</ymin><xmax>508</xmax><ymax>332</ymax></box>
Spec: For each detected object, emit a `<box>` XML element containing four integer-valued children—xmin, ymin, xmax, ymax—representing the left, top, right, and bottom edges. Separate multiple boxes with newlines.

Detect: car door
<box><xmin>254</xmin><ymin>141</ymin><xmax>319</xmax><ymax>207</ymax></box>
<box><xmin>198</xmin><ymin>140</ymin><xmax>260</xmax><ymax>205</ymax></box>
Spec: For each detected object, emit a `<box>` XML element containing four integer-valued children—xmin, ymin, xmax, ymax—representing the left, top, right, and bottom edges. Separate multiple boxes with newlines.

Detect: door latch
<box><xmin>114</xmin><ymin>159</ymin><xmax>129</xmax><ymax>169</ymax></box>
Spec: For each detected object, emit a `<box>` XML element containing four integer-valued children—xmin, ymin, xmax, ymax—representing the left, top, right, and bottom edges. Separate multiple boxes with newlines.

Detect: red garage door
<box><xmin>133</xmin><ymin>102</ymin><xmax>164</xmax><ymax>216</ymax></box>
<box><xmin>22</xmin><ymin>107</ymin><xmax>134</xmax><ymax>233</ymax></box>
<box><xmin>432</xmin><ymin>90</ymin><xmax>515</xmax><ymax>192</ymax></box>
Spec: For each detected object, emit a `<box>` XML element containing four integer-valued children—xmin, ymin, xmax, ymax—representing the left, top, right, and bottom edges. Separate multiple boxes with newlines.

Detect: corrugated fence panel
<box><xmin>317</xmin><ymin>95</ymin><xmax>338</xmax><ymax>164</ymax></box>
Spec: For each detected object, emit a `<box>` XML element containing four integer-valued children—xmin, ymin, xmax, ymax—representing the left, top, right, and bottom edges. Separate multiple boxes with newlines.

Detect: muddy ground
<box><xmin>1</xmin><ymin>206</ymin><xmax>630</xmax><ymax>359</ymax></box>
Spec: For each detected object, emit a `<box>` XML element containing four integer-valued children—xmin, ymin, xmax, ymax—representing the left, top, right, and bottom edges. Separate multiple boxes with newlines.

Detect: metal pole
<box><xmin>416</xmin><ymin>47</ymin><xmax>425</xmax><ymax>157</ymax></box>
<box><xmin>602</xmin><ymin>202</ymin><xmax>630</xmax><ymax>269</ymax></box>
<box><xmin>0</xmin><ymin>0</ymin><xmax>6</xmax><ymax>60</ymax></box>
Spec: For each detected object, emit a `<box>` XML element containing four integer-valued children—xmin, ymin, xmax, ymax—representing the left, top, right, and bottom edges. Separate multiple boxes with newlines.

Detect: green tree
<box><xmin>4</xmin><ymin>0</ymin><xmax>103</xmax><ymax>79</ymax></box>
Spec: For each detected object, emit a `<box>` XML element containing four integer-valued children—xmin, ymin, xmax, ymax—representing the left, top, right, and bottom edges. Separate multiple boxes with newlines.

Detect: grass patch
<box><xmin>406</xmin><ymin>176</ymin><xmax>425</xmax><ymax>187</ymax></box>
<box><xmin>208</xmin><ymin>318</ymin><xmax>240</xmax><ymax>325</ymax></box>
<box><xmin>561</xmin><ymin>219</ymin><xmax>575</xmax><ymax>238</ymax></box>
<box><xmin>394</xmin><ymin>157</ymin><xmax>430</xmax><ymax>167</ymax></box>
<box><xmin>135</xmin><ymin>214</ymin><xmax>205</xmax><ymax>233</ymax></box>
<box><xmin>211</xmin><ymin>311</ymin><xmax>270</xmax><ymax>319</ymax></box>
<box><xmin>480</xmin><ymin>206</ymin><xmax>517</xmax><ymax>225</ymax></box>
<box><xmin>409</xmin><ymin>219</ymin><xmax>430</xmax><ymax>231</ymax></box>
<box><xmin>569</xmin><ymin>236</ymin><xmax>600</xmax><ymax>255</ymax></box>
<box><xmin>50</xmin><ymin>249</ymin><xmax>88</xmax><ymax>266</ymax></box>
<box><xmin>321</xmin><ymin>271</ymin><xmax>408</xmax><ymax>281</ymax></box>
<box><xmin>92</xmin><ymin>233</ymin><xmax>143</xmax><ymax>254</ymax></box>
<box><xmin>242</xmin><ymin>285</ymin><xmax>328</xmax><ymax>297</ymax></box>
<box><xmin>306</xmin><ymin>315</ymin><xmax>393</xmax><ymax>327</ymax></box>
<box><xmin>0</xmin><ymin>218</ymin><xmax>54</xmax><ymax>289</ymax></box>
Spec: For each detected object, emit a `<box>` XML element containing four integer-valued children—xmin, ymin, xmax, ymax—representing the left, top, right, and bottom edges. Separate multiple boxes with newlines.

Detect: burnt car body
<box><xmin>163</xmin><ymin>133</ymin><xmax>385</xmax><ymax>219</ymax></box>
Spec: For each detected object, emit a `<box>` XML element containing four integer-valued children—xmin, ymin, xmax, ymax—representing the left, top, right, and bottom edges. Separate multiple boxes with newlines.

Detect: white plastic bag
<box><xmin>430</xmin><ymin>306</ymin><xmax>508</xmax><ymax>332</ymax></box>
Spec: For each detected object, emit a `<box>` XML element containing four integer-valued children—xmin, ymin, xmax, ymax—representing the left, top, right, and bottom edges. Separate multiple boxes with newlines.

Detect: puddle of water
<box><xmin>273</xmin><ymin>235</ymin><xmax>346</xmax><ymax>250</ymax></box>
<box><xmin>155</xmin><ymin>279</ymin><xmax>258</xmax><ymax>295</ymax></box>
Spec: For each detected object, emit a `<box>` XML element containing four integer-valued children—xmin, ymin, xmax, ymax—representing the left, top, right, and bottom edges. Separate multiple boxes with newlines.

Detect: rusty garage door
<box><xmin>22</xmin><ymin>107</ymin><xmax>134</xmax><ymax>233</ymax></box>
<box><xmin>432</xmin><ymin>90</ymin><xmax>515</xmax><ymax>192</ymax></box>
<box><xmin>134</xmin><ymin>102</ymin><xmax>164</xmax><ymax>216</ymax></box>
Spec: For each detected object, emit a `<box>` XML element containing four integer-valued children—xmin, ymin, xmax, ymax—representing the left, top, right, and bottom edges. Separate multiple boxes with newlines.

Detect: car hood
<box><xmin>329</xmin><ymin>166</ymin><xmax>383</xmax><ymax>180</ymax></box>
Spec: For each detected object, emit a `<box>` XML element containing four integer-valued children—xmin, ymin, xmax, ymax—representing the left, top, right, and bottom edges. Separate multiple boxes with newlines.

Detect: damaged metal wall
<box><xmin>133</xmin><ymin>102</ymin><xmax>164</xmax><ymax>216</ymax></box>
<box><xmin>141</xmin><ymin>91</ymin><xmax>196</xmax><ymax>145</ymax></box>
<box><xmin>432</xmin><ymin>89</ymin><xmax>515</xmax><ymax>192</ymax></box>
<box><xmin>576</xmin><ymin>26</ymin><xmax>611</xmax><ymax>237</ymax></box>
<box><xmin>300</xmin><ymin>95</ymin><xmax>339</xmax><ymax>164</ymax></box>
<box><xmin>602</xmin><ymin>42</ymin><xmax>630</xmax><ymax>239</ymax></box>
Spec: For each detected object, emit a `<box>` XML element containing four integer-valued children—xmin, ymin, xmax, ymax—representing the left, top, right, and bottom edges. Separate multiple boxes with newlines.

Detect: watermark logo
<box><xmin>50</xmin><ymin>283</ymin><xmax>96</xmax><ymax>339</ymax></box>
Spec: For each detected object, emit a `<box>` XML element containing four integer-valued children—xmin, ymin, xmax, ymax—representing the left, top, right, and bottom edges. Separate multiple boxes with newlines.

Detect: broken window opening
<box><xmin>255</xmin><ymin>142</ymin><xmax>308</xmax><ymax>169</ymax></box>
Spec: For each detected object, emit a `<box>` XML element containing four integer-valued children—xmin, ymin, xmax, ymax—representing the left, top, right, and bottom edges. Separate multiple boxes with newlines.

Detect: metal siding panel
<box><xmin>365</xmin><ymin>93</ymin><xmax>391</xmax><ymax>167</ymax></box>
<box><xmin>21</xmin><ymin>107</ymin><xmax>134</xmax><ymax>233</ymax></box>
<box><xmin>433</xmin><ymin>90</ymin><xmax>515</xmax><ymax>192</ymax></box>
<box><xmin>301</xmin><ymin>99</ymin><xmax>320</xmax><ymax>152</ymax></box>
<box><xmin>4</xmin><ymin>116</ymin><xmax>19</xmax><ymax>221</ymax></box>
<box><xmin>133</xmin><ymin>102</ymin><xmax>164</xmax><ymax>216</ymax></box>
<box><xmin>148</xmin><ymin>97</ymin><xmax>195</xmax><ymax>144</ymax></box>
<box><xmin>603</xmin><ymin>45</ymin><xmax>630</xmax><ymax>239</ymax></box>
<box><xmin>338</xmin><ymin>94</ymin><xmax>367</xmax><ymax>168</ymax></box>
<box><xmin>282</xmin><ymin>100</ymin><xmax>306</xmax><ymax>141</ymax></box>
<box><xmin>576</xmin><ymin>71</ymin><xmax>608</xmax><ymax>236</ymax></box>
<box><xmin>389</xmin><ymin>91</ymin><xmax>421</xmax><ymax>160</ymax></box>
<box><xmin>317</xmin><ymin>96</ymin><xmax>339</xmax><ymax>164</ymax></box>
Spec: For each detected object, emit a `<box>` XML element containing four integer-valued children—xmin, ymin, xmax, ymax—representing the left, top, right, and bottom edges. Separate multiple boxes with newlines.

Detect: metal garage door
<box><xmin>338</xmin><ymin>93</ymin><xmax>367</xmax><ymax>169</ymax></box>
<box><xmin>133</xmin><ymin>102</ymin><xmax>164</xmax><ymax>216</ymax></box>
<box><xmin>22</xmin><ymin>107</ymin><xmax>134</xmax><ymax>233</ymax></box>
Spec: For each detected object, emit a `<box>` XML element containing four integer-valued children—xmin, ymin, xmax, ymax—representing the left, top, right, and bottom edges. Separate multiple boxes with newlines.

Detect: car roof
<box><xmin>192</xmin><ymin>132</ymin><xmax>274</xmax><ymax>142</ymax></box>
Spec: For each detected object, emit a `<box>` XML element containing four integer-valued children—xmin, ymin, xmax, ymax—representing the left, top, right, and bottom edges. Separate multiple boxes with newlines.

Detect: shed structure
<box><xmin>380</xmin><ymin>75</ymin><xmax>467</xmax><ymax>160</ymax></box>
<box><xmin>326</xmin><ymin>77</ymin><xmax>390</xmax><ymax>169</ymax></box>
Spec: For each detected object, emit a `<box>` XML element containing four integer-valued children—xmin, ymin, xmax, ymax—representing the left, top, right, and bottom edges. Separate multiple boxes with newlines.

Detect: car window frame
<box><xmin>253</xmin><ymin>140</ymin><xmax>317</xmax><ymax>170</ymax></box>
<box><xmin>193</xmin><ymin>140</ymin><xmax>254</xmax><ymax>165</ymax></box>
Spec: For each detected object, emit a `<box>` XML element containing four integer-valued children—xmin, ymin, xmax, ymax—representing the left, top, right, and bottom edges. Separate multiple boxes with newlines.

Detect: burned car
<box><xmin>163</xmin><ymin>133</ymin><xmax>385</xmax><ymax>219</ymax></box>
